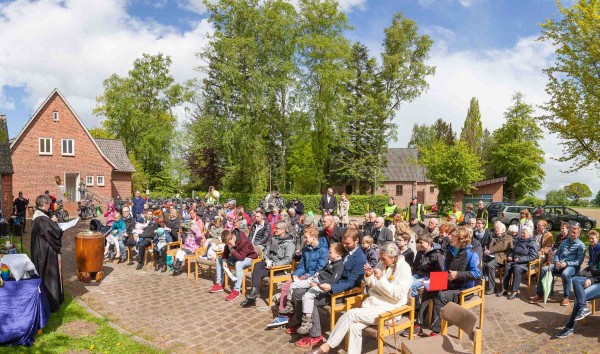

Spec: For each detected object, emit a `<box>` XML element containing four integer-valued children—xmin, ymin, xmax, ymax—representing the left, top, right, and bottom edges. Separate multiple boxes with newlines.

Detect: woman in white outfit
<box><xmin>304</xmin><ymin>241</ymin><xmax>412</xmax><ymax>354</ymax></box>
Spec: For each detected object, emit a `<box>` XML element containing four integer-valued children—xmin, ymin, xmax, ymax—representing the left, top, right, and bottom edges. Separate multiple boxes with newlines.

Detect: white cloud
<box><xmin>0</xmin><ymin>0</ymin><xmax>212</xmax><ymax>128</ymax></box>
<box><xmin>417</xmin><ymin>0</ymin><xmax>483</xmax><ymax>8</ymax></box>
<box><xmin>177</xmin><ymin>0</ymin><xmax>366</xmax><ymax>14</ymax></box>
<box><xmin>390</xmin><ymin>32</ymin><xmax>600</xmax><ymax>197</ymax></box>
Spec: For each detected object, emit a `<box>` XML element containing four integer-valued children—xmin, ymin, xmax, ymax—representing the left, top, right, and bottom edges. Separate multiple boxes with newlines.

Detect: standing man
<box><xmin>132</xmin><ymin>191</ymin><xmax>145</xmax><ymax>220</ymax></box>
<box><xmin>476</xmin><ymin>200</ymin><xmax>489</xmax><ymax>222</ymax></box>
<box><xmin>383</xmin><ymin>197</ymin><xmax>400</xmax><ymax>227</ymax></box>
<box><xmin>30</xmin><ymin>194</ymin><xmax>64</xmax><ymax>312</ymax></box>
<box><xmin>405</xmin><ymin>197</ymin><xmax>425</xmax><ymax>225</ymax></box>
<box><xmin>319</xmin><ymin>188</ymin><xmax>337</xmax><ymax>215</ymax></box>
<box><xmin>13</xmin><ymin>191</ymin><xmax>29</xmax><ymax>233</ymax></box>
<box><xmin>78</xmin><ymin>178</ymin><xmax>87</xmax><ymax>200</ymax></box>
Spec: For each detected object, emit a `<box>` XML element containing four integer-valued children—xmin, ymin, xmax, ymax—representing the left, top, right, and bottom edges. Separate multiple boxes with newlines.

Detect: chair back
<box><xmin>441</xmin><ymin>302</ymin><xmax>477</xmax><ymax>340</ymax></box>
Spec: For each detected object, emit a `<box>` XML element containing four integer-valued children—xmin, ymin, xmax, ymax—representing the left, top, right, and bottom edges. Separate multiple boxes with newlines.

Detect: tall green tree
<box><xmin>418</xmin><ymin>140</ymin><xmax>483</xmax><ymax>212</ymax></box>
<box><xmin>539</xmin><ymin>0</ymin><xmax>600</xmax><ymax>172</ymax></box>
<box><xmin>546</xmin><ymin>189</ymin><xmax>569</xmax><ymax>205</ymax></box>
<box><xmin>94</xmin><ymin>53</ymin><xmax>191</xmax><ymax>189</ymax></box>
<box><xmin>564</xmin><ymin>182</ymin><xmax>592</xmax><ymax>204</ymax></box>
<box><xmin>460</xmin><ymin>97</ymin><xmax>483</xmax><ymax>154</ymax></box>
<box><xmin>297</xmin><ymin>0</ymin><xmax>352</xmax><ymax>188</ymax></box>
<box><xmin>489</xmin><ymin>93</ymin><xmax>545</xmax><ymax>199</ymax></box>
<box><xmin>593</xmin><ymin>190</ymin><xmax>600</xmax><ymax>206</ymax></box>
<box><xmin>408</xmin><ymin>123</ymin><xmax>436</xmax><ymax>149</ymax></box>
<box><xmin>433</xmin><ymin>118</ymin><xmax>456</xmax><ymax>145</ymax></box>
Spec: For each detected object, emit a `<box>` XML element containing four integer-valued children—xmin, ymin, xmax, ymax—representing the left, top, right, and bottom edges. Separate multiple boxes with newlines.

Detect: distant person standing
<box><xmin>319</xmin><ymin>188</ymin><xmax>337</xmax><ymax>215</ymax></box>
<box><xmin>205</xmin><ymin>186</ymin><xmax>220</xmax><ymax>206</ymax></box>
<box><xmin>78</xmin><ymin>178</ymin><xmax>86</xmax><ymax>200</ymax></box>
<box><xmin>132</xmin><ymin>191</ymin><xmax>145</xmax><ymax>219</ymax></box>
<box><xmin>476</xmin><ymin>200</ymin><xmax>488</xmax><ymax>222</ymax></box>
<box><xmin>13</xmin><ymin>191</ymin><xmax>29</xmax><ymax>232</ymax></box>
<box><xmin>404</xmin><ymin>197</ymin><xmax>424</xmax><ymax>224</ymax></box>
<box><xmin>30</xmin><ymin>194</ymin><xmax>64</xmax><ymax>312</ymax></box>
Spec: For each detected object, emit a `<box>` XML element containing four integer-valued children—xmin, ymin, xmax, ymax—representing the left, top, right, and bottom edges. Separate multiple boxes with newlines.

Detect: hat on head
<box><xmin>156</xmin><ymin>228</ymin><xmax>165</xmax><ymax>235</ymax></box>
<box><xmin>303</xmin><ymin>215</ymin><xmax>315</xmax><ymax>226</ymax></box>
<box><xmin>411</xmin><ymin>196</ymin><xmax>417</xmax><ymax>201</ymax></box>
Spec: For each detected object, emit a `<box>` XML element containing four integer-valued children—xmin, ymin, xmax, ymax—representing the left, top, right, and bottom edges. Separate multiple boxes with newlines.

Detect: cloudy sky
<box><xmin>1</xmin><ymin>0</ymin><xmax>598</xmax><ymax>198</ymax></box>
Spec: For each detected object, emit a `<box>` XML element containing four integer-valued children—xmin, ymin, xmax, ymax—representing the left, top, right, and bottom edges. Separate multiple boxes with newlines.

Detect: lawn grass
<box><xmin>0</xmin><ymin>294</ymin><xmax>160</xmax><ymax>354</ymax></box>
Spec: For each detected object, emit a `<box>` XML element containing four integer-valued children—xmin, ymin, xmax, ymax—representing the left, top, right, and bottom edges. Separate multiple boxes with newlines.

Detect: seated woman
<box><xmin>499</xmin><ymin>225</ymin><xmax>538</xmax><ymax>299</ymax></box>
<box><xmin>241</xmin><ymin>220</ymin><xmax>295</xmax><ymax>308</ymax></box>
<box><xmin>206</xmin><ymin>216</ymin><xmax>224</xmax><ymax>241</ymax></box>
<box><xmin>483</xmin><ymin>221</ymin><xmax>512</xmax><ymax>295</ymax></box>
<box><xmin>429</xmin><ymin>227</ymin><xmax>480</xmax><ymax>335</ymax></box>
<box><xmin>267</xmin><ymin>225</ymin><xmax>328</xmax><ymax>328</ymax></box>
<box><xmin>556</xmin><ymin>246</ymin><xmax>600</xmax><ymax>338</ymax></box>
<box><xmin>305</xmin><ymin>242</ymin><xmax>412</xmax><ymax>354</ymax></box>
<box><xmin>104</xmin><ymin>212</ymin><xmax>126</xmax><ymax>261</ymax></box>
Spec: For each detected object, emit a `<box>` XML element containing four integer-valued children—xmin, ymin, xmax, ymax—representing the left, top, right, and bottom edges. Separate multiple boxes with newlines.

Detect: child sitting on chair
<box><xmin>104</xmin><ymin>212</ymin><xmax>125</xmax><ymax>260</ymax></box>
<box><xmin>153</xmin><ymin>227</ymin><xmax>168</xmax><ymax>272</ymax></box>
<box><xmin>280</xmin><ymin>242</ymin><xmax>345</xmax><ymax>335</ymax></box>
<box><xmin>173</xmin><ymin>222</ymin><xmax>204</xmax><ymax>275</ymax></box>
<box><xmin>361</xmin><ymin>235</ymin><xmax>379</xmax><ymax>268</ymax></box>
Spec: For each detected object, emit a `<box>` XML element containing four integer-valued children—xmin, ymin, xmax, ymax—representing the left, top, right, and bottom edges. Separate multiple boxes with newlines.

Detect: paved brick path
<box><xmin>20</xmin><ymin>219</ymin><xmax>600</xmax><ymax>353</ymax></box>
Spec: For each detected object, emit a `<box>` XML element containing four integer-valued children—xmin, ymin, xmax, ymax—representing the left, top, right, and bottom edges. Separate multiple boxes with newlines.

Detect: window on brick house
<box><xmin>430</xmin><ymin>186</ymin><xmax>435</xmax><ymax>193</ymax></box>
<box><xmin>396</xmin><ymin>185</ymin><xmax>403</xmax><ymax>196</ymax></box>
<box><xmin>61</xmin><ymin>139</ymin><xmax>74</xmax><ymax>156</ymax></box>
<box><xmin>97</xmin><ymin>176</ymin><xmax>105</xmax><ymax>186</ymax></box>
<box><xmin>53</xmin><ymin>111</ymin><xmax>59</xmax><ymax>122</ymax></box>
<box><xmin>39</xmin><ymin>137</ymin><xmax>52</xmax><ymax>155</ymax></box>
<box><xmin>86</xmin><ymin>176</ymin><xmax>94</xmax><ymax>186</ymax></box>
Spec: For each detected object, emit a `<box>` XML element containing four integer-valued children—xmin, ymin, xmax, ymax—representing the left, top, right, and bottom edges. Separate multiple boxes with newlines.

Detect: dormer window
<box><xmin>53</xmin><ymin>111</ymin><xmax>59</xmax><ymax>122</ymax></box>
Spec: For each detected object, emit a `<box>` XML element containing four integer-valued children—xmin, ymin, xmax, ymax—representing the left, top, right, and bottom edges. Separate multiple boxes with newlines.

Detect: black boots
<box><xmin>241</xmin><ymin>287</ymin><xmax>260</xmax><ymax>308</ymax></box>
<box><xmin>247</xmin><ymin>287</ymin><xmax>260</xmax><ymax>299</ymax></box>
<box><xmin>172</xmin><ymin>260</ymin><xmax>183</xmax><ymax>276</ymax></box>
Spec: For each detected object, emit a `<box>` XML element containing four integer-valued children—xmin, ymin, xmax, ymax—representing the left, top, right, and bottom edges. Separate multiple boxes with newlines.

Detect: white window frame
<box><xmin>97</xmin><ymin>175</ymin><xmax>105</xmax><ymax>186</ymax></box>
<box><xmin>53</xmin><ymin>111</ymin><xmax>59</xmax><ymax>122</ymax></box>
<box><xmin>86</xmin><ymin>176</ymin><xmax>94</xmax><ymax>186</ymax></box>
<box><xmin>61</xmin><ymin>139</ymin><xmax>74</xmax><ymax>156</ymax></box>
<box><xmin>39</xmin><ymin>137</ymin><xmax>52</xmax><ymax>155</ymax></box>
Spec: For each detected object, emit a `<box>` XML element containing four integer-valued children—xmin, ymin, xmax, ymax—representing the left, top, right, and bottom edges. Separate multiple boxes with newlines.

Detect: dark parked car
<box><xmin>486</xmin><ymin>202</ymin><xmax>514</xmax><ymax>222</ymax></box>
<box><xmin>532</xmin><ymin>205</ymin><xmax>597</xmax><ymax>231</ymax></box>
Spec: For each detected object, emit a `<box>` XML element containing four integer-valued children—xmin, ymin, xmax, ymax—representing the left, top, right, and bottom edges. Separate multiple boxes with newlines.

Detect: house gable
<box><xmin>10</xmin><ymin>89</ymin><xmax>117</xmax><ymax>170</ymax></box>
<box><xmin>9</xmin><ymin>89</ymin><xmax>118</xmax><ymax>203</ymax></box>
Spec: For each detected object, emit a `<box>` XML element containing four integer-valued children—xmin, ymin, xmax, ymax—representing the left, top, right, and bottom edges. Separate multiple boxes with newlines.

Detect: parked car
<box><xmin>492</xmin><ymin>205</ymin><xmax>535</xmax><ymax>226</ymax></box>
<box><xmin>486</xmin><ymin>202</ymin><xmax>514</xmax><ymax>222</ymax></box>
<box><xmin>532</xmin><ymin>205</ymin><xmax>597</xmax><ymax>231</ymax></box>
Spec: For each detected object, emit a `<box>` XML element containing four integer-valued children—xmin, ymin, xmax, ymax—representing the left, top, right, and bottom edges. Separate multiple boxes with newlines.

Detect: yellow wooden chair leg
<box><xmin>479</xmin><ymin>303</ymin><xmax>484</xmax><ymax>330</ymax></box>
<box><xmin>377</xmin><ymin>334</ymin><xmax>384</xmax><ymax>354</ymax></box>
<box><xmin>269</xmin><ymin>281</ymin><xmax>274</xmax><ymax>307</ymax></box>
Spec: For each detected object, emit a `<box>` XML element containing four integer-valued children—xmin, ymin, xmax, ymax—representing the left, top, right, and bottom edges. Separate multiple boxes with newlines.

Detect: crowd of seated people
<box><xmin>97</xmin><ymin>194</ymin><xmax>600</xmax><ymax>348</ymax></box>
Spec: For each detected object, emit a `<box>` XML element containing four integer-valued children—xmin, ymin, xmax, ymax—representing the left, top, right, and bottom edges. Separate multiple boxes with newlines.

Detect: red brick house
<box><xmin>453</xmin><ymin>177</ymin><xmax>507</xmax><ymax>208</ymax></box>
<box><xmin>378</xmin><ymin>148</ymin><xmax>439</xmax><ymax>207</ymax></box>
<box><xmin>0</xmin><ymin>114</ymin><xmax>14</xmax><ymax>218</ymax></box>
<box><xmin>9</xmin><ymin>89</ymin><xmax>134</xmax><ymax>211</ymax></box>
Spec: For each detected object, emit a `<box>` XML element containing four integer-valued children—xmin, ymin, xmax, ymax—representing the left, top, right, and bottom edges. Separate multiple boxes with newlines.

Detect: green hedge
<box><xmin>220</xmin><ymin>193</ymin><xmax>389</xmax><ymax>216</ymax></box>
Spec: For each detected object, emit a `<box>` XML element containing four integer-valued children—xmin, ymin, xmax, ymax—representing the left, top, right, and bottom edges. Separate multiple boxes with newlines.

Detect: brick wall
<box><xmin>11</xmin><ymin>92</ymin><xmax>115</xmax><ymax>204</ymax></box>
<box><xmin>453</xmin><ymin>182</ymin><xmax>505</xmax><ymax>205</ymax></box>
<box><xmin>379</xmin><ymin>181</ymin><xmax>439</xmax><ymax>207</ymax></box>
<box><xmin>111</xmin><ymin>172</ymin><xmax>132</xmax><ymax>199</ymax></box>
<box><xmin>1</xmin><ymin>174</ymin><xmax>13</xmax><ymax>217</ymax></box>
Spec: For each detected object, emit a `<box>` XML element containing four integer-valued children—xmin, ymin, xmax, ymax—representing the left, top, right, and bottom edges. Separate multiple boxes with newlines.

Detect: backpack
<box><xmin>90</xmin><ymin>219</ymin><xmax>103</xmax><ymax>232</ymax></box>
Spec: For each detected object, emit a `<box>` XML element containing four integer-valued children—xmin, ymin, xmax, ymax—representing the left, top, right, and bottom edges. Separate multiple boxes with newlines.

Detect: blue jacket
<box><xmin>444</xmin><ymin>244</ymin><xmax>481</xmax><ymax>290</ymax></box>
<box><xmin>589</xmin><ymin>243</ymin><xmax>600</xmax><ymax>267</ymax></box>
<box><xmin>294</xmin><ymin>237</ymin><xmax>329</xmax><ymax>278</ymax></box>
<box><xmin>331</xmin><ymin>247</ymin><xmax>367</xmax><ymax>294</ymax></box>
<box><xmin>555</xmin><ymin>237</ymin><xmax>586</xmax><ymax>268</ymax></box>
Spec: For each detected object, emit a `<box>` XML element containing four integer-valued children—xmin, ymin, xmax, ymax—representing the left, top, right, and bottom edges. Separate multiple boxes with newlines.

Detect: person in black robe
<box><xmin>30</xmin><ymin>194</ymin><xmax>64</xmax><ymax>312</ymax></box>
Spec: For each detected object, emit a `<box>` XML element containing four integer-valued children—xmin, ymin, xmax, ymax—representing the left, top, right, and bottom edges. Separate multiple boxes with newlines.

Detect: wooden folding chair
<box><xmin>323</xmin><ymin>282</ymin><xmax>365</xmax><ymax>332</ymax></box>
<box><xmin>260</xmin><ymin>263</ymin><xmax>293</xmax><ymax>306</ymax></box>
<box><xmin>345</xmin><ymin>295</ymin><xmax>415</xmax><ymax>354</ymax></box>
<box><xmin>458</xmin><ymin>279</ymin><xmax>485</xmax><ymax>340</ymax></box>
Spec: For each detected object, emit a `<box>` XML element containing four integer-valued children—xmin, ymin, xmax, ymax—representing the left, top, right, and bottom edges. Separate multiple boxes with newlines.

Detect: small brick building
<box><xmin>0</xmin><ymin>114</ymin><xmax>14</xmax><ymax>218</ymax></box>
<box><xmin>453</xmin><ymin>177</ymin><xmax>507</xmax><ymax>208</ymax></box>
<box><xmin>9</xmin><ymin>89</ymin><xmax>135</xmax><ymax>211</ymax></box>
<box><xmin>378</xmin><ymin>148</ymin><xmax>439</xmax><ymax>207</ymax></box>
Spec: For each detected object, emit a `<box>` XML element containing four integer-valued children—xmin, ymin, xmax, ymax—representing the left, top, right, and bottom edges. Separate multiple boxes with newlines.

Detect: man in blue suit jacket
<box><xmin>290</xmin><ymin>228</ymin><xmax>367</xmax><ymax>348</ymax></box>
